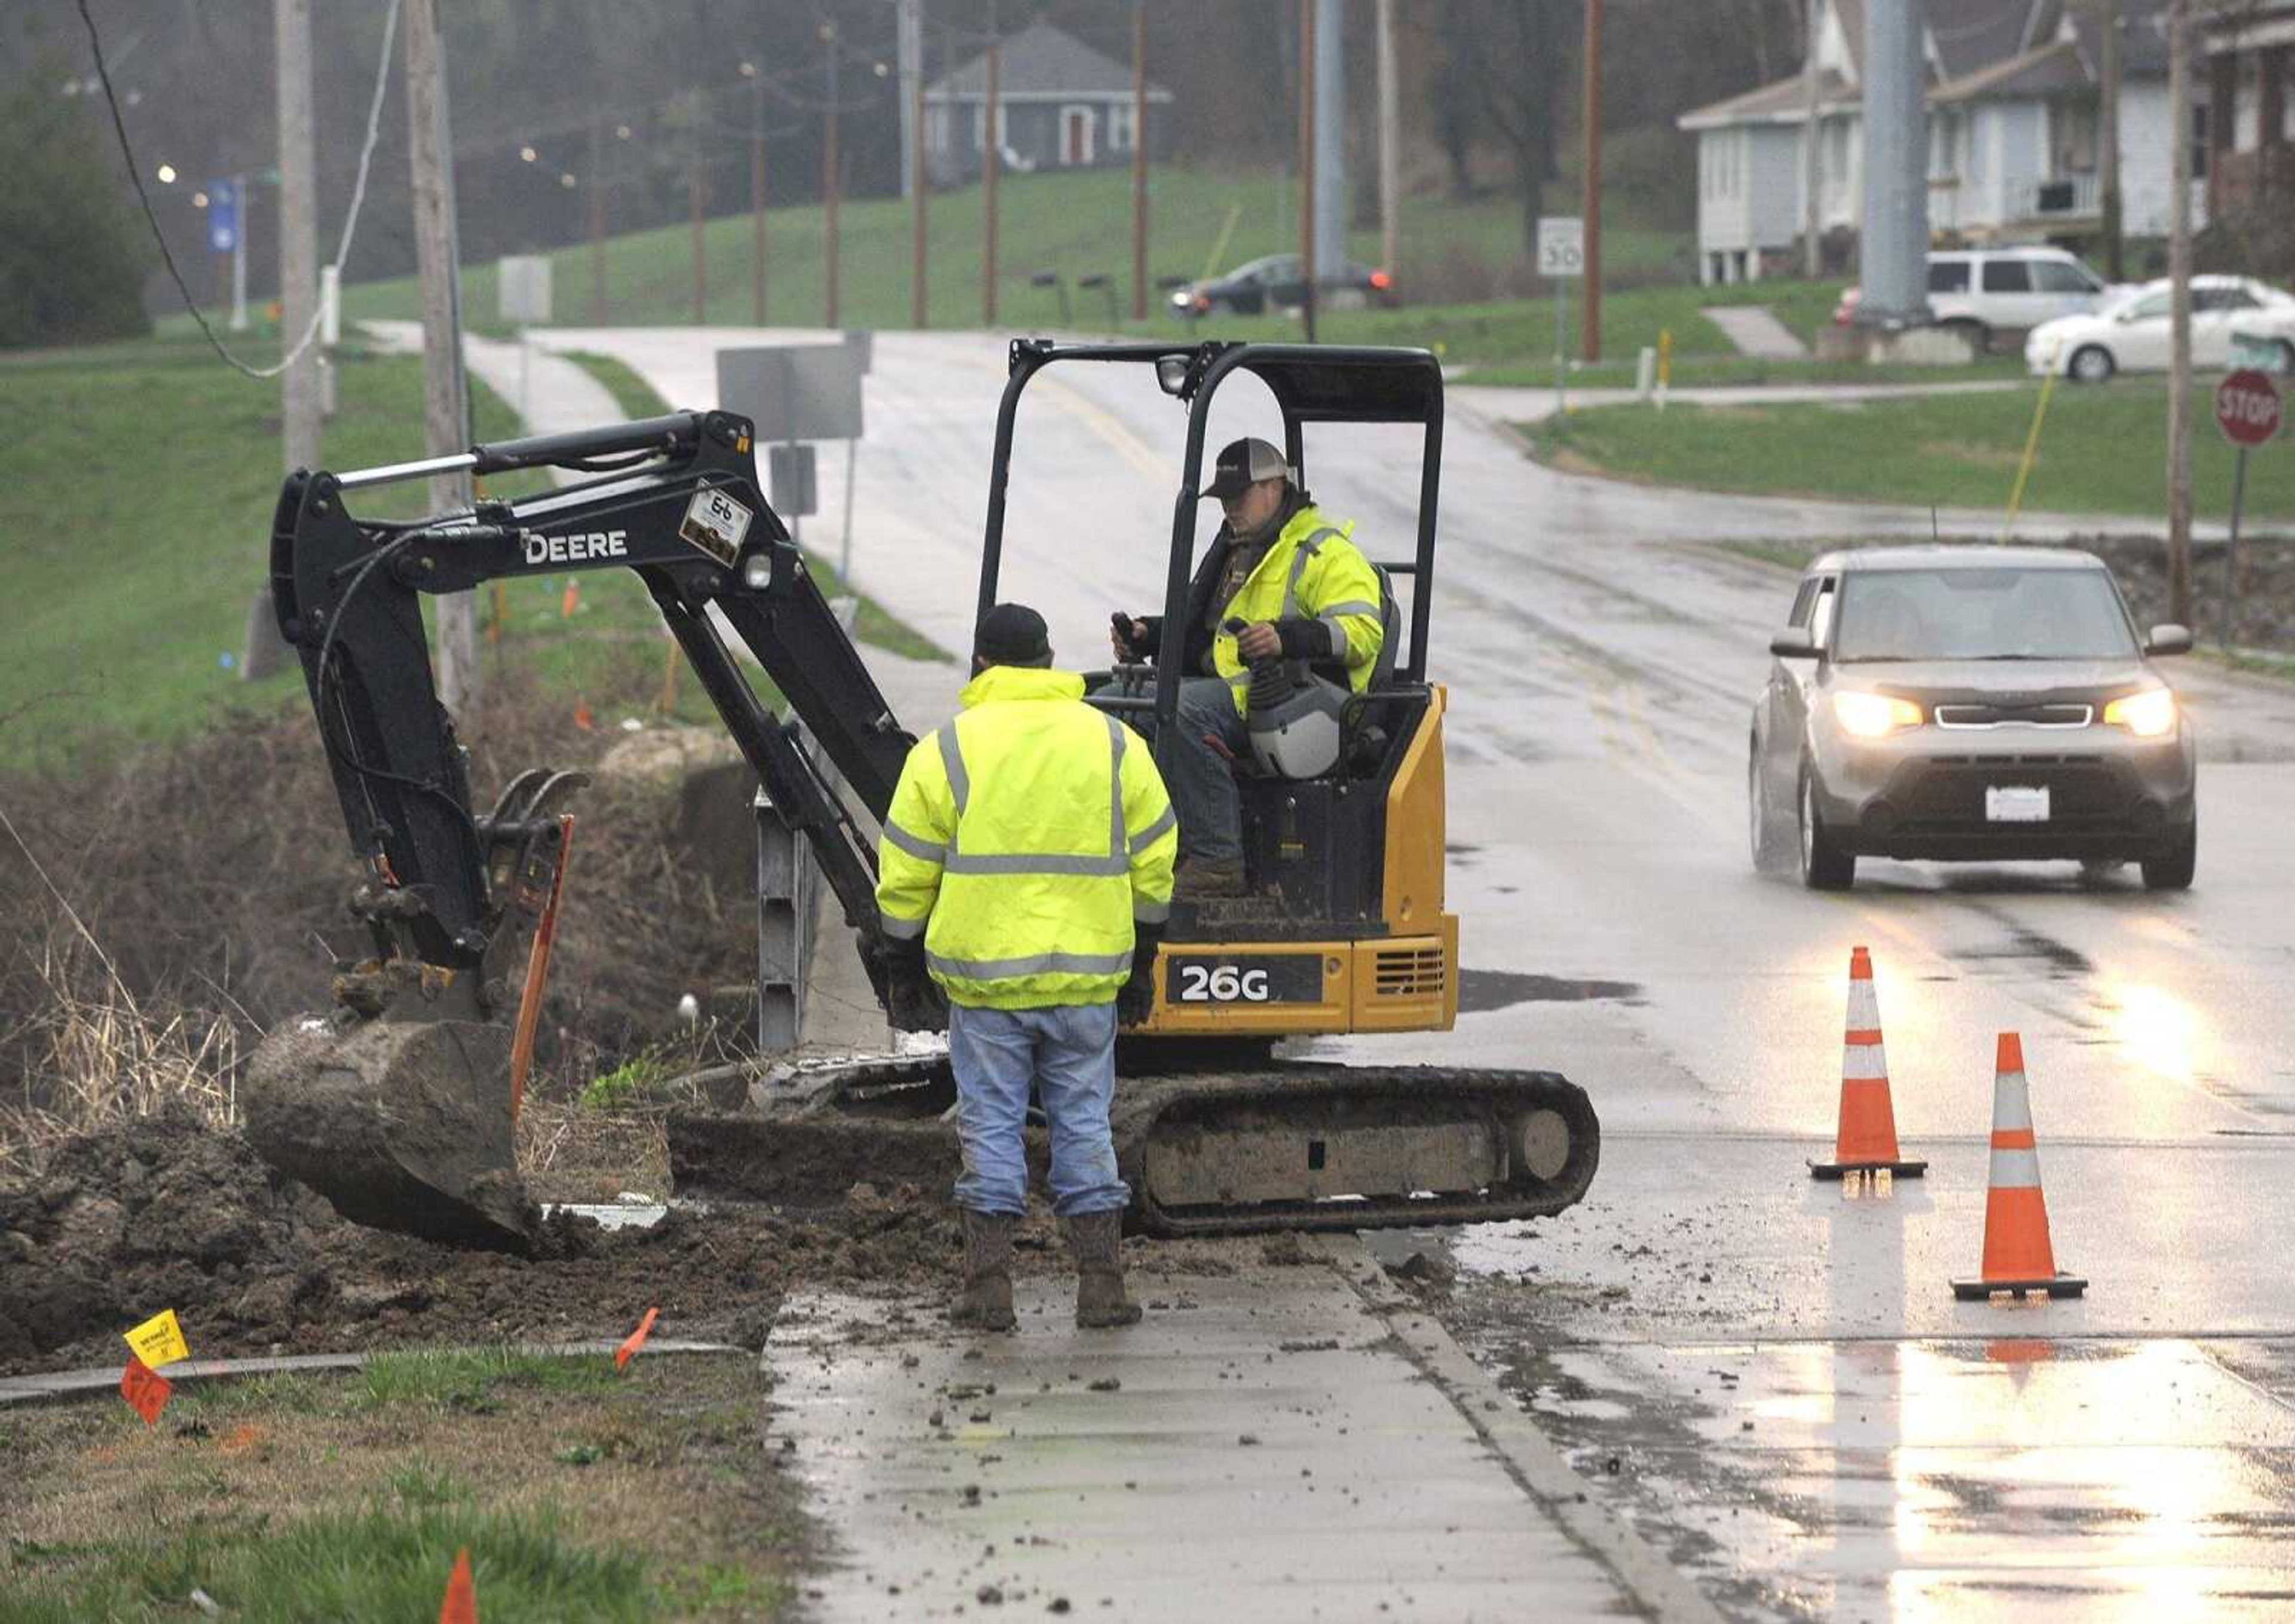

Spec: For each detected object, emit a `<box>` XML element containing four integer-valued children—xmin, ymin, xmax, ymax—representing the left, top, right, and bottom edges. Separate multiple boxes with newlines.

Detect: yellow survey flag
<box><xmin>123</xmin><ymin>1308</ymin><xmax>189</xmax><ymax>1369</ymax></box>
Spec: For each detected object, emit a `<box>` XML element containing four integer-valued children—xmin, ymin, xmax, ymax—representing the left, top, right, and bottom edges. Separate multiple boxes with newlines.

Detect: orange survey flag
<box><xmin>119</xmin><ymin>1356</ymin><xmax>172</xmax><ymax>1425</ymax></box>
<box><xmin>615</xmin><ymin>1307</ymin><xmax>660</xmax><ymax>1372</ymax></box>
<box><xmin>438</xmin><ymin>1547</ymin><xmax>478</xmax><ymax>1624</ymax></box>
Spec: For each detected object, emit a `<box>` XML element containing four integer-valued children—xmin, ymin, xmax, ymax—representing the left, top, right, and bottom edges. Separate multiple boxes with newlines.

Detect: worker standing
<box><xmin>876</xmin><ymin>604</ymin><xmax>1178</xmax><ymax>1331</ymax></box>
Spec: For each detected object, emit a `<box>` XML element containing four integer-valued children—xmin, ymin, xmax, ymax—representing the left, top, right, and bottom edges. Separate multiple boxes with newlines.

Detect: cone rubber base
<box><xmin>1809</xmin><ymin>1158</ymin><xmax>1927</xmax><ymax>1180</ymax></box>
<box><xmin>1952</xmin><ymin>1273</ymin><xmax>2087</xmax><ymax>1301</ymax></box>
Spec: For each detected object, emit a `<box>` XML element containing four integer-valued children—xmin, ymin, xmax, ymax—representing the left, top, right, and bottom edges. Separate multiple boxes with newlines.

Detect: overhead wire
<box><xmin>75</xmin><ymin>0</ymin><xmax>403</xmax><ymax>383</ymax></box>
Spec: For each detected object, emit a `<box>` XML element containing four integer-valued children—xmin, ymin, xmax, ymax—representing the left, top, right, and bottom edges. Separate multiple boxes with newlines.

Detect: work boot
<box><xmin>950</xmin><ymin>1209</ymin><xmax>1017</xmax><ymax>1332</ymax></box>
<box><xmin>1067</xmin><ymin>1209</ymin><xmax>1143</xmax><ymax>1328</ymax></box>
<box><xmin>1172</xmin><ymin>856</ymin><xmax>1248</xmax><ymax>900</ymax></box>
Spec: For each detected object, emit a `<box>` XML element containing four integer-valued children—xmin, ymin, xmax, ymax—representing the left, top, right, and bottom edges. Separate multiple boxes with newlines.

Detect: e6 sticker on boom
<box><xmin>680</xmin><ymin>486</ymin><xmax>755</xmax><ymax>567</ymax></box>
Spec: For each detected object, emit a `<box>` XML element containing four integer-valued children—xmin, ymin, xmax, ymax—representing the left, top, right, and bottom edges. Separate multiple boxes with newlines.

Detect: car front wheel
<box><xmin>2141</xmin><ymin>819</ymin><xmax>2196</xmax><ymax>891</ymax></box>
<box><xmin>2069</xmin><ymin>344</ymin><xmax>2116</xmax><ymax>384</ymax></box>
<box><xmin>1749</xmin><ymin>743</ymin><xmax>1794</xmax><ymax>876</ymax></box>
<box><xmin>1798</xmin><ymin>770</ymin><xmax>1856</xmax><ymax>891</ymax></box>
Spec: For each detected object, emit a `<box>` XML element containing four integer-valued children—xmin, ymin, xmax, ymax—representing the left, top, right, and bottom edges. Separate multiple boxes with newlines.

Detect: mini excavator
<box><xmin>244</xmin><ymin>341</ymin><xmax>1598</xmax><ymax>1250</ymax></box>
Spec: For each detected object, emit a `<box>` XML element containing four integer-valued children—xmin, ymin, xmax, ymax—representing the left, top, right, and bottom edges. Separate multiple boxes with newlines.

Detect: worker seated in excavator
<box><xmin>1109</xmin><ymin>436</ymin><xmax>1387</xmax><ymax>900</ymax></box>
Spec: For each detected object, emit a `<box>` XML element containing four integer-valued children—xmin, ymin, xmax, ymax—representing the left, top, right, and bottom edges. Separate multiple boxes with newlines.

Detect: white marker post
<box><xmin>1537</xmin><ymin>216</ymin><xmax>1584</xmax><ymax>415</ymax></box>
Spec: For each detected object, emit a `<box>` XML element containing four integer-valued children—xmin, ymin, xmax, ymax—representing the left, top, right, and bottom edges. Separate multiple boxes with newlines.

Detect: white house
<box><xmin>1680</xmin><ymin>0</ymin><xmax>2208</xmax><ymax>285</ymax></box>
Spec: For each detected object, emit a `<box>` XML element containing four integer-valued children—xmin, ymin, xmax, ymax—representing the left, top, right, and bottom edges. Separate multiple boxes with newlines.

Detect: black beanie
<box><xmin>974</xmin><ymin>602</ymin><xmax>1052</xmax><ymax>667</ymax></box>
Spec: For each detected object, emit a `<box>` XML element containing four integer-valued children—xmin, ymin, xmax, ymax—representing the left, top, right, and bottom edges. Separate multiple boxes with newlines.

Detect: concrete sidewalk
<box><xmin>767</xmin><ymin>1238</ymin><xmax>1717</xmax><ymax>1622</ymax></box>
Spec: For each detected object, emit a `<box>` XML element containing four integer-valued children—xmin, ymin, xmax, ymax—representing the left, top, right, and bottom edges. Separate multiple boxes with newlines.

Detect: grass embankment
<box><xmin>0</xmin><ymin>1350</ymin><xmax>803</xmax><ymax>1621</ymax></box>
<box><xmin>335</xmin><ymin>164</ymin><xmax>1689</xmax><ymax>344</ymax></box>
<box><xmin>1528</xmin><ymin>381</ymin><xmax>2295</xmax><ymax>521</ymax></box>
<box><xmin>0</xmin><ymin>337</ymin><xmax>938</xmax><ymax>770</ymax></box>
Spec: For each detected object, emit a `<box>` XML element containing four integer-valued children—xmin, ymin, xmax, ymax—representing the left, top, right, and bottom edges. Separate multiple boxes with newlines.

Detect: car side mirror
<box><xmin>1770</xmin><ymin>627</ymin><xmax>1817</xmax><ymax>659</ymax></box>
<box><xmin>2145</xmin><ymin>623</ymin><xmax>2193</xmax><ymax>656</ymax></box>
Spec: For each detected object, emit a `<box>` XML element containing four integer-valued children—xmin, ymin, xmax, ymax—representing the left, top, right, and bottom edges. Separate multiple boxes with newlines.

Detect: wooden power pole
<box><xmin>402</xmin><ymin>0</ymin><xmax>478</xmax><ymax>713</ymax></box>
<box><xmin>1804</xmin><ymin>0</ymin><xmax>1824</xmax><ymax>277</ymax></box>
<box><xmin>249</xmin><ymin>0</ymin><xmax>319</xmax><ymax>683</ymax></box>
<box><xmin>1298</xmin><ymin>0</ymin><xmax>1317</xmax><ymax>344</ymax></box>
<box><xmin>2165</xmin><ymin>0</ymin><xmax>2195</xmax><ymax>626</ymax></box>
<box><xmin>1377</xmin><ymin>0</ymin><xmax>1401</xmax><ymax>285</ymax></box>
<box><xmin>1131</xmin><ymin>2</ymin><xmax>1148</xmax><ymax>322</ymax></box>
<box><xmin>983</xmin><ymin>7</ymin><xmax>1000</xmax><ymax>328</ymax></box>
<box><xmin>1581</xmin><ymin>0</ymin><xmax>1604</xmax><ymax>362</ymax></box>
<box><xmin>746</xmin><ymin>66</ymin><xmax>767</xmax><ymax>326</ymax></box>
<box><xmin>824</xmin><ymin>20</ymin><xmax>842</xmax><ymax>329</ymax></box>
<box><xmin>912</xmin><ymin>39</ymin><xmax>929</xmax><ymax>326</ymax></box>
<box><xmin>589</xmin><ymin>115</ymin><xmax>608</xmax><ymax>325</ymax></box>
<box><xmin>2098</xmin><ymin>0</ymin><xmax>2124</xmax><ymax>282</ymax></box>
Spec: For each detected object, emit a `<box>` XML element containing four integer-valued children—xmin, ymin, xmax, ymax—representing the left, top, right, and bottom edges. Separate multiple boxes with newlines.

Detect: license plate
<box><xmin>1985</xmin><ymin>785</ymin><xmax>2051</xmax><ymax>822</ymax></box>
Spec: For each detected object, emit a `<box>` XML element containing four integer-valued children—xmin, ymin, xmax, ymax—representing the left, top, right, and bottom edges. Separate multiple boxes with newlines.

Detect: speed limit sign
<box><xmin>1537</xmin><ymin>217</ymin><xmax>1585</xmax><ymax>279</ymax></box>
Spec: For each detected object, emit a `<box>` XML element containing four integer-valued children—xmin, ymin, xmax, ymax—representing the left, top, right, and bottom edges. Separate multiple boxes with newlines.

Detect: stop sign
<box><xmin>2216</xmin><ymin>369</ymin><xmax>2283</xmax><ymax>449</ymax></box>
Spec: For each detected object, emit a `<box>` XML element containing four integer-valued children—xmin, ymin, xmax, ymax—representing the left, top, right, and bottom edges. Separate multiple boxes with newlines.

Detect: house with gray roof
<box><xmin>923</xmin><ymin>21</ymin><xmax>1173</xmax><ymax>186</ymax></box>
<box><xmin>1679</xmin><ymin>0</ymin><xmax>2205</xmax><ymax>284</ymax></box>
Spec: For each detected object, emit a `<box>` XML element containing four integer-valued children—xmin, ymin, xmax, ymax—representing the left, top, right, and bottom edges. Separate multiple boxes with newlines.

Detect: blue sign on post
<box><xmin>207</xmin><ymin>181</ymin><xmax>238</xmax><ymax>253</ymax></box>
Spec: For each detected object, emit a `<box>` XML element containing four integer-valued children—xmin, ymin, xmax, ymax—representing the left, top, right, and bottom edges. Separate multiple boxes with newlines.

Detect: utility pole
<box><xmin>983</xmin><ymin>4</ymin><xmax>1000</xmax><ymax>328</ymax></box>
<box><xmin>905</xmin><ymin>0</ymin><xmax>928</xmax><ymax>326</ymax></box>
<box><xmin>250</xmin><ymin>0</ymin><xmax>317</xmax><ymax>683</ymax></box>
<box><xmin>1312</xmin><ymin>0</ymin><xmax>1346</xmax><ymax>296</ymax></box>
<box><xmin>898</xmin><ymin>0</ymin><xmax>922</xmax><ymax>200</ymax></box>
<box><xmin>2098</xmin><ymin>0</ymin><xmax>2124</xmax><ymax>282</ymax></box>
<box><xmin>1376</xmin><ymin>0</ymin><xmax>1400</xmax><ymax>284</ymax></box>
<box><xmin>1298</xmin><ymin>0</ymin><xmax>1317</xmax><ymax>342</ymax></box>
<box><xmin>690</xmin><ymin>124</ymin><xmax>708</xmax><ymax>325</ymax></box>
<box><xmin>1131</xmin><ymin>1</ymin><xmax>1149</xmax><ymax>322</ymax></box>
<box><xmin>588</xmin><ymin>115</ymin><xmax>608</xmax><ymax>324</ymax></box>
<box><xmin>2166</xmin><ymin>0</ymin><xmax>2195</xmax><ymax>625</ymax></box>
<box><xmin>823</xmin><ymin>20</ymin><xmax>842</xmax><ymax>329</ymax></box>
<box><xmin>1581</xmin><ymin>0</ymin><xmax>1604</xmax><ymax>362</ymax></box>
<box><xmin>403</xmin><ymin>0</ymin><xmax>478</xmax><ymax>713</ymax></box>
<box><xmin>1803</xmin><ymin>0</ymin><xmax>1825</xmax><ymax>278</ymax></box>
<box><xmin>904</xmin><ymin>47</ymin><xmax>922</xmax><ymax>323</ymax></box>
<box><xmin>1856</xmin><ymin>0</ymin><xmax>1930</xmax><ymax>328</ymax></box>
<box><xmin>743</xmin><ymin>62</ymin><xmax>767</xmax><ymax>326</ymax></box>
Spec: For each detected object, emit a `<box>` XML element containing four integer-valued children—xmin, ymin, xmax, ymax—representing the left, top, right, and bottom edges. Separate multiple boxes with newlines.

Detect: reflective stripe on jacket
<box><xmin>1210</xmin><ymin>504</ymin><xmax>1385</xmax><ymax>714</ymax></box>
<box><xmin>873</xmin><ymin>665</ymin><xmax>1178</xmax><ymax>1010</ymax></box>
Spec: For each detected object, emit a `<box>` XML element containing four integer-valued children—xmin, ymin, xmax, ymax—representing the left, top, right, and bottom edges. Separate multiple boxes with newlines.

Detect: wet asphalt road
<box><xmin>539</xmin><ymin>327</ymin><xmax>2295</xmax><ymax>1620</ymax></box>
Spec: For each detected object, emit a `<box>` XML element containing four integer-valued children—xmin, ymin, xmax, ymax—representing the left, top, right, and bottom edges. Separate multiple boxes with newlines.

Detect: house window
<box><xmin>1109</xmin><ymin>100</ymin><xmax>1137</xmax><ymax>152</ymax></box>
<box><xmin>2193</xmin><ymin>103</ymin><xmax>2209</xmax><ymax>179</ymax></box>
<box><xmin>2059</xmin><ymin>102</ymin><xmax>2097</xmax><ymax>174</ymax></box>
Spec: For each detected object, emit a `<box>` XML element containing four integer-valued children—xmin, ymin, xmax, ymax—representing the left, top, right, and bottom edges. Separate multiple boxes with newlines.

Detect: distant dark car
<box><xmin>1169</xmin><ymin>254</ymin><xmax>1399</xmax><ymax>320</ymax></box>
<box><xmin>1749</xmin><ymin>546</ymin><xmax>2197</xmax><ymax>891</ymax></box>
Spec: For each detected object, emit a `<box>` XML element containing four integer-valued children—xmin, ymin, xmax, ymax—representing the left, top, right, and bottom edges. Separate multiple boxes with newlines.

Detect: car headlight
<box><xmin>1833</xmin><ymin>692</ymin><xmax>1923</xmax><ymax>738</ymax></box>
<box><xmin>2103</xmin><ymin>687</ymin><xmax>2176</xmax><ymax>738</ymax></box>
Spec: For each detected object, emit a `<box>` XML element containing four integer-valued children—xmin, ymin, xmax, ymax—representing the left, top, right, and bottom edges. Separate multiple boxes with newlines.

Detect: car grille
<box><xmin>1894</xmin><ymin>755</ymin><xmax>2129</xmax><ymax>830</ymax></box>
<box><xmin>1933</xmin><ymin>702</ymin><xmax>2094</xmax><ymax>730</ymax></box>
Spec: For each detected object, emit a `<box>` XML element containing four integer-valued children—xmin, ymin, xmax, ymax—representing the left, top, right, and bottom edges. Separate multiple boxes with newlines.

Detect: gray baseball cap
<box><xmin>1201</xmin><ymin>436</ymin><xmax>1291</xmax><ymax>500</ymax></box>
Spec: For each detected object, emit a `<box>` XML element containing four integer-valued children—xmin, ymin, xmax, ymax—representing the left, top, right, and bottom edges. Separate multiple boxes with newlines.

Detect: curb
<box><xmin>1321</xmin><ymin>1237</ymin><xmax>1726</xmax><ymax>1624</ymax></box>
<box><xmin>0</xmin><ymin>1339</ymin><xmax>747</xmax><ymax>1408</ymax></box>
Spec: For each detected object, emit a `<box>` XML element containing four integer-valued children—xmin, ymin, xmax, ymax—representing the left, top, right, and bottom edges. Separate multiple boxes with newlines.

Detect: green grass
<box><xmin>331</xmin><ymin>163</ymin><xmax>1687</xmax><ymax>350</ymax></box>
<box><xmin>0</xmin><ymin>1475</ymin><xmax>651</xmax><ymax>1624</ymax></box>
<box><xmin>1528</xmin><ymin>380</ymin><xmax>2295</xmax><ymax>522</ymax></box>
<box><xmin>0</xmin><ymin>334</ymin><xmax>945</xmax><ymax>769</ymax></box>
<box><xmin>559</xmin><ymin>350</ymin><xmax>673</xmax><ymax>423</ymax></box>
<box><xmin>1470</xmin><ymin>351</ymin><xmax>2028</xmax><ymax>390</ymax></box>
<box><xmin>357</xmin><ymin>1347</ymin><xmax>622</xmax><ymax>1411</ymax></box>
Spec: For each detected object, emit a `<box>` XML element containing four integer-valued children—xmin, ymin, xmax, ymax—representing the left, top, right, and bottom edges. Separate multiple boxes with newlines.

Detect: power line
<box><xmin>76</xmin><ymin>0</ymin><xmax>402</xmax><ymax>382</ymax></box>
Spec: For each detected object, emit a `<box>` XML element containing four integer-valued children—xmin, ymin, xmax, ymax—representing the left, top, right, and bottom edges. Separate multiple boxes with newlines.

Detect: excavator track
<box><xmin>665</xmin><ymin>1055</ymin><xmax>1598</xmax><ymax>1238</ymax></box>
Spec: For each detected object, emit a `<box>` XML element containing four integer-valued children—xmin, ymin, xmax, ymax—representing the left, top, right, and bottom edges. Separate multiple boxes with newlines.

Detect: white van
<box><xmin>1834</xmin><ymin>247</ymin><xmax>2113</xmax><ymax>350</ymax></box>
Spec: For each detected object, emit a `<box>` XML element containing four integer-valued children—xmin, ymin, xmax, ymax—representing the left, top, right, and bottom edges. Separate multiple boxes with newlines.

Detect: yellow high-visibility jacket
<box><xmin>1211</xmin><ymin>504</ymin><xmax>1386</xmax><ymax>714</ymax></box>
<box><xmin>874</xmin><ymin>666</ymin><xmax>1177</xmax><ymax>1010</ymax></box>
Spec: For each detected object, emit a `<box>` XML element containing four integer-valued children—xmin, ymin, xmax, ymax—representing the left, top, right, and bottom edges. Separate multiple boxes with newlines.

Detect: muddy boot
<box><xmin>1172</xmin><ymin>856</ymin><xmax>1247</xmax><ymax>900</ymax></box>
<box><xmin>950</xmin><ymin>1209</ymin><xmax>1017</xmax><ymax>1331</ymax></box>
<box><xmin>1067</xmin><ymin>1209</ymin><xmax>1143</xmax><ymax>1328</ymax></box>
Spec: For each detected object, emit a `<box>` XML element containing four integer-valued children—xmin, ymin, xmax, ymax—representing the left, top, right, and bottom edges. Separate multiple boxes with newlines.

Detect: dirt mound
<box><xmin>0</xmin><ymin>1108</ymin><xmax>963</xmax><ymax>1376</ymax></box>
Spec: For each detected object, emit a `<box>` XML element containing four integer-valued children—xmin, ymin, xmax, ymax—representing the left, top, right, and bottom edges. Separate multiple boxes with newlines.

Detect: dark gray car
<box><xmin>1749</xmin><ymin>547</ymin><xmax>2196</xmax><ymax>891</ymax></box>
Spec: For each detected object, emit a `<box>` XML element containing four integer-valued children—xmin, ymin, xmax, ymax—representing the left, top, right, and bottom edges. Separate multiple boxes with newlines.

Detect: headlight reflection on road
<box><xmin>2103</xmin><ymin>979</ymin><xmax>2204</xmax><ymax>1094</ymax></box>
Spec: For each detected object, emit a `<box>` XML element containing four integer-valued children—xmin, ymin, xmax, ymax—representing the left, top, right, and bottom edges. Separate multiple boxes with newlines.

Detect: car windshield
<box><xmin>1833</xmin><ymin>567</ymin><xmax>2138</xmax><ymax>662</ymax></box>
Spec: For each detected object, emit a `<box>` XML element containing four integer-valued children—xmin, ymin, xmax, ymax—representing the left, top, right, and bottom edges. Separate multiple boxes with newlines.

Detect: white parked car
<box><xmin>2025</xmin><ymin>275</ymin><xmax>2295</xmax><ymax>382</ymax></box>
<box><xmin>1835</xmin><ymin>247</ymin><xmax>2113</xmax><ymax>351</ymax></box>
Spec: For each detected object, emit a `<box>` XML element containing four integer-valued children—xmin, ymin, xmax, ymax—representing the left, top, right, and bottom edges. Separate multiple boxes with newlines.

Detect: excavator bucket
<box><xmin>241</xmin><ymin>1014</ymin><xmax>537</xmax><ymax>1250</ymax></box>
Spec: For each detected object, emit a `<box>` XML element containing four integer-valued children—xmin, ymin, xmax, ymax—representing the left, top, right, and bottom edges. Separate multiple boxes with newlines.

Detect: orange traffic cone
<box><xmin>1952</xmin><ymin>1033</ymin><xmax>2086</xmax><ymax>1301</ymax></box>
<box><xmin>438</xmin><ymin>1547</ymin><xmax>478</xmax><ymax>1624</ymax></box>
<box><xmin>1809</xmin><ymin>946</ymin><xmax>1927</xmax><ymax>1180</ymax></box>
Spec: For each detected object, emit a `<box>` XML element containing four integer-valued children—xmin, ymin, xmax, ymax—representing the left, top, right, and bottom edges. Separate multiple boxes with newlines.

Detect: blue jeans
<box><xmin>947</xmin><ymin>1001</ymin><xmax>1129</xmax><ymax>1219</ymax></box>
<box><xmin>1168</xmin><ymin>676</ymin><xmax>1248</xmax><ymax>861</ymax></box>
